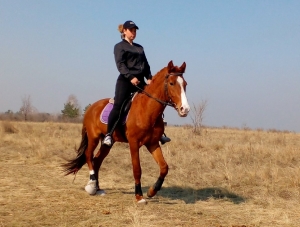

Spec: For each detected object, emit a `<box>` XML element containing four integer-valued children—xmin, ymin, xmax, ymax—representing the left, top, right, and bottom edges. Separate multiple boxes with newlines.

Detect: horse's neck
<box><xmin>139</xmin><ymin>70</ymin><xmax>168</xmax><ymax>119</ymax></box>
<box><xmin>144</xmin><ymin>68</ymin><xmax>167</xmax><ymax>100</ymax></box>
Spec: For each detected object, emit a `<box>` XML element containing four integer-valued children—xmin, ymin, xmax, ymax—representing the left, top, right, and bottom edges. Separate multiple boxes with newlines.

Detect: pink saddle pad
<box><xmin>100</xmin><ymin>103</ymin><xmax>127</xmax><ymax>125</ymax></box>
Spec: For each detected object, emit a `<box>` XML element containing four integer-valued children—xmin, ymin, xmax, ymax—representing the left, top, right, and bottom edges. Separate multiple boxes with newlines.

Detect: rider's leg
<box><xmin>104</xmin><ymin>76</ymin><xmax>132</xmax><ymax>146</ymax></box>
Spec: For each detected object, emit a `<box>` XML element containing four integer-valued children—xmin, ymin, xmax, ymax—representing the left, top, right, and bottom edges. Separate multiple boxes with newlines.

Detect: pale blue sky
<box><xmin>1</xmin><ymin>0</ymin><xmax>300</xmax><ymax>131</ymax></box>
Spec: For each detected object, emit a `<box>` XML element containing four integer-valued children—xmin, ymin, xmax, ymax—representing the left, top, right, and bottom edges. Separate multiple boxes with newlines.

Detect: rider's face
<box><xmin>124</xmin><ymin>28</ymin><xmax>136</xmax><ymax>42</ymax></box>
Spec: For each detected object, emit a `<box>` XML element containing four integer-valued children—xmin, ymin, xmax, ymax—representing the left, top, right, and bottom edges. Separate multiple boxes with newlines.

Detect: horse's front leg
<box><xmin>129</xmin><ymin>141</ymin><xmax>146</xmax><ymax>204</ymax></box>
<box><xmin>145</xmin><ymin>143</ymin><xmax>168</xmax><ymax>198</ymax></box>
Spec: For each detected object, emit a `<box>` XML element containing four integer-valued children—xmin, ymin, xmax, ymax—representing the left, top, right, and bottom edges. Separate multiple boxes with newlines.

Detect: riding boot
<box><xmin>160</xmin><ymin>133</ymin><xmax>171</xmax><ymax>145</ymax></box>
<box><xmin>103</xmin><ymin>134</ymin><xmax>113</xmax><ymax>147</ymax></box>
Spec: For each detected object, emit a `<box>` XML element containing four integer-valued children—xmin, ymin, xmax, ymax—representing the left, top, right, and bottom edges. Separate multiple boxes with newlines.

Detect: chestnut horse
<box><xmin>63</xmin><ymin>61</ymin><xmax>190</xmax><ymax>204</ymax></box>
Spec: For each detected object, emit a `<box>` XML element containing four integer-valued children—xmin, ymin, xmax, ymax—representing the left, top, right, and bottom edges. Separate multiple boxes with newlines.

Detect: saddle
<box><xmin>100</xmin><ymin>92</ymin><xmax>137</xmax><ymax>125</ymax></box>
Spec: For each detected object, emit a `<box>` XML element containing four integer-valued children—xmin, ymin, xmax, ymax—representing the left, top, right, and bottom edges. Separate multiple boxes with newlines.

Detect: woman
<box><xmin>103</xmin><ymin>20</ymin><xmax>170</xmax><ymax>146</ymax></box>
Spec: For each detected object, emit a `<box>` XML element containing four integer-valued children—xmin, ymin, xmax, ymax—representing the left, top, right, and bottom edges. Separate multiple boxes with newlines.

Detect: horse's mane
<box><xmin>144</xmin><ymin>64</ymin><xmax>184</xmax><ymax>93</ymax></box>
<box><xmin>143</xmin><ymin>67</ymin><xmax>168</xmax><ymax>93</ymax></box>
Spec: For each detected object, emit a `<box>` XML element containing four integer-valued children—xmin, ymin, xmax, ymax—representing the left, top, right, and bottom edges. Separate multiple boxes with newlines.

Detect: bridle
<box><xmin>135</xmin><ymin>72</ymin><xmax>184</xmax><ymax>108</ymax></box>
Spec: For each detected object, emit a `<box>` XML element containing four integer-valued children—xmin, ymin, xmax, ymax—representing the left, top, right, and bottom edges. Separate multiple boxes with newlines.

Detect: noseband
<box><xmin>135</xmin><ymin>72</ymin><xmax>184</xmax><ymax>108</ymax></box>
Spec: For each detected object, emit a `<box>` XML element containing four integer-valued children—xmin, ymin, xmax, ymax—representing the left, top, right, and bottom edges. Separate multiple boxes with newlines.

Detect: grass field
<box><xmin>1</xmin><ymin>121</ymin><xmax>300</xmax><ymax>227</ymax></box>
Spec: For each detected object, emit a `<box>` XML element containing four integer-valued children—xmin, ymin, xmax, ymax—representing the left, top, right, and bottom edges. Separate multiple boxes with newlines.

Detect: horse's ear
<box><xmin>180</xmin><ymin>62</ymin><xmax>186</xmax><ymax>73</ymax></box>
<box><xmin>167</xmin><ymin>61</ymin><xmax>174</xmax><ymax>72</ymax></box>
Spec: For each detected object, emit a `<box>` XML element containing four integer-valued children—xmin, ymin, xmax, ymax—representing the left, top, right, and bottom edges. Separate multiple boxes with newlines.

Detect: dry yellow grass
<box><xmin>1</xmin><ymin>121</ymin><xmax>300</xmax><ymax>227</ymax></box>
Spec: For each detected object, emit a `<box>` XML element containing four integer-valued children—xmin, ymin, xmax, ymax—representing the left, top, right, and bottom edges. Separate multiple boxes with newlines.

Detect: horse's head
<box><xmin>165</xmin><ymin>61</ymin><xmax>190</xmax><ymax>117</ymax></box>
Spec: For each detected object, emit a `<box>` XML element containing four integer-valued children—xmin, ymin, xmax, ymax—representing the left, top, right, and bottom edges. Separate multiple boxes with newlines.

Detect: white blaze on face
<box><xmin>177</xmin><ymin>77</ymin><xmax>190</xmax><ymax>115</ymax></box>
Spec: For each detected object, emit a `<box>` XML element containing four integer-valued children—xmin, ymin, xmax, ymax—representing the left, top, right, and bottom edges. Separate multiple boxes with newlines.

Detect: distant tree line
<box><xmin>0</xmin><ymin>94</ymin><xmax>91</xmax><ymax>123</ymax></box>
<box><xmin>1</xmin><ymin>95</ymin><xmax>208</xmax><ymax>136</ymax></box>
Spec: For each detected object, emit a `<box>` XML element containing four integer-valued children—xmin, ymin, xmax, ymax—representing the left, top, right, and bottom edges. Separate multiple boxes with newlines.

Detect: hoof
<box><xmin>147</xmin><ymin>187</ymin><xmax>157</xmax><ymax>198</ymax></box>
<box><xmin>137</xmin><ymin>198</ymin><xmax>147</xmax><ymax>205</ymax></box>
<box><xmin>85</xmin><ymin>180</ymin><xmax>97</xmax><ymax>195</ymax></box>
<box><xmin>96</xmin><ymin>189</ymin><xmax>106</xmax><ymax>196</ymax></box>
<box><xmin>136</xmin><ymin>195</ymin><xmax>147</xmax><ymax>205</ymax></box>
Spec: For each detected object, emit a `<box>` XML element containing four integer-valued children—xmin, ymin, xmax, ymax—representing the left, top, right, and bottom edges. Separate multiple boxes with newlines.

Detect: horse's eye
<box><xmin>170</xmin><ymin>82</ymin><xmax>174</xmax><ymax>86</ymax></box>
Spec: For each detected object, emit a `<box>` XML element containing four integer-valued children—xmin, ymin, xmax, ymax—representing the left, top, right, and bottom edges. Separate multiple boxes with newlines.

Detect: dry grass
<box><xmin>1</xmin><ymin>121</ymin><xmax>300</xmax><ymax>227</ymax></box>
<box><xmin>1</xmin><ymin>121</ymin><xmax>19</xmax><ymax>134</ymax></box>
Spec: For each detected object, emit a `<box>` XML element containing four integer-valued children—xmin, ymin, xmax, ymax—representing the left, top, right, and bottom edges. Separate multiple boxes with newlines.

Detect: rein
<box><xmin>135</xmin><ymin>73</ymin><xmax>184</xmax><ymax>108</ymax></box>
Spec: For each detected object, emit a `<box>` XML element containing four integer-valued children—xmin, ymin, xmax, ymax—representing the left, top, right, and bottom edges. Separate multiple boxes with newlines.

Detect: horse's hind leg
<box><xmin>84</xmin><ymin>135</ymin><xmax>100</xmax><ymax>195</ymax></box>
<box><xmin>145</xmin><ymin>143</ymin><xmax>168</xmax><ymax>198</ymax></box>
<box><xmin>92</xmin><ymin>143</ymin><xmax>111</xmax><ymax>195</ymax></box>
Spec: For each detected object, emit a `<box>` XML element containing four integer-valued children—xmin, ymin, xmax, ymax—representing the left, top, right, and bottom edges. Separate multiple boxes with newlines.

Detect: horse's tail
<box><xmin>62</xmin><ymin>127</ymin><xmax>88</xmax><ymax>176</ymax></box>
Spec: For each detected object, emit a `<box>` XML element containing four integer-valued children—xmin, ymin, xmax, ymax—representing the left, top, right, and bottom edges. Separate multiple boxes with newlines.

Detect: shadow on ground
<box><xmin>155</xmin><ymin>186</ymin><xmax>245</xmax><ymax>204</ymax></box>
<box><xmin>122</xmin><ymin>186</ymin><xmax>246</xmax><ymax>204</ymax></box>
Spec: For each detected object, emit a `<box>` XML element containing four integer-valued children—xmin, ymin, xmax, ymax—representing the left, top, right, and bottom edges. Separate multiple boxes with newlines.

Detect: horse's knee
<box><xmin>160</xmin><ymin>163</ymin><xmax>168</xmax><ymax>176</ymax></box>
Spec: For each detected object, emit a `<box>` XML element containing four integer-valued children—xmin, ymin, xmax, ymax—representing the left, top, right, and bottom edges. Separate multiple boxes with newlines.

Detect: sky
<box><xmin>1</xmin><ymin>0</ymin><xmax>300</xmax><ymax>132</ymax></box>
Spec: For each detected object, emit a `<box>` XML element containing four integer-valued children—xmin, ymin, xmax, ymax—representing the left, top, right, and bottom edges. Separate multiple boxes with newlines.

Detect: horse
<box><xmin>63</xmin><ymin>61</ymin><xmax>190</xmax><ymax>204</ymax></box>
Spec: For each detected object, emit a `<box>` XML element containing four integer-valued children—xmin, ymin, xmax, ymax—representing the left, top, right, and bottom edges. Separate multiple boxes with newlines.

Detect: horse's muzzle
<box><xmin>176</xmin><ymin>106</ymin><xmax>190</xmax><ymax>117</ymax></box>
<box><xmin>178</xmin><ymin>112</ymin><xmax>188</xmax><ymax>117</ymax></box>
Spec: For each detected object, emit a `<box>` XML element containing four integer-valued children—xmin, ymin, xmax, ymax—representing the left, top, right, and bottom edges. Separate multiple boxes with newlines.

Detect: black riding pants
<box><xmin>107</xmin><ymin>75</ymin><xmax>145</xmax><ymax>135</ymax></box>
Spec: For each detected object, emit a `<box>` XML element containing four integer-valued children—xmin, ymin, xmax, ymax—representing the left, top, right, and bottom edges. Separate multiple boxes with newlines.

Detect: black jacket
<box><xmin>114</xmin><ymin>39</ymin><xmax>152</xmax><ymax>81</ymax></box>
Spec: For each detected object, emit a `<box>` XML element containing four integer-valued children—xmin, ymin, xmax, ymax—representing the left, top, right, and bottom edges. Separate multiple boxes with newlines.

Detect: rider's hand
<box><xmin>147</xmin><ymin>79</ymin><xmax>152</xmax><ymax>85</ymax></box>
<box><xmin>131</xmin><ymin>77</ymin><xmax>140</xmax><ymax>86</ymax></box>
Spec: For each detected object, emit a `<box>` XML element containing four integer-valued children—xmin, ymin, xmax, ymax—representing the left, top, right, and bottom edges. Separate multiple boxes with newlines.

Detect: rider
<box><xmin>103</xmin><ymin>20</ymin><xmax>171</xmax><ymax>146</ymax></box>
